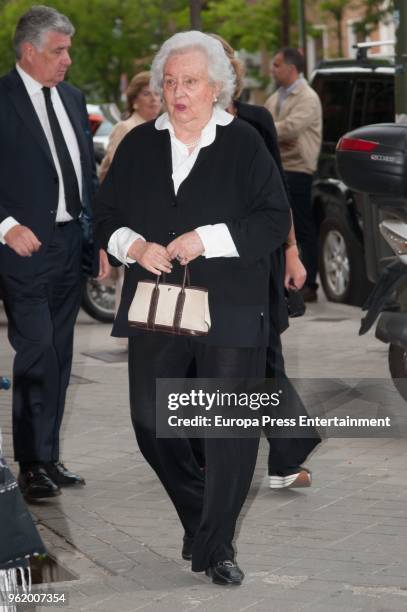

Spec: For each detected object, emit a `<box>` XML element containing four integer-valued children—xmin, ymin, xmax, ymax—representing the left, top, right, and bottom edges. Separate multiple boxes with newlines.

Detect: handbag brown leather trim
<box><xmin>147</xmin><ymin>285</ymin><xmax>160</xmax><ymax>330</ymax></box>
<box><xmin>173</xmin><ymin>289</ymin><xmax>186</xmax><ymax>332</ymax></box>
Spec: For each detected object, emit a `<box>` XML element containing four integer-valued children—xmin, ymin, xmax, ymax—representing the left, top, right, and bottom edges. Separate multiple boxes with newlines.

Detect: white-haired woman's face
<box><xmin>163</xmin><ymin>50</ymin><xmax>220</xmax><ymax>128</ymax></box>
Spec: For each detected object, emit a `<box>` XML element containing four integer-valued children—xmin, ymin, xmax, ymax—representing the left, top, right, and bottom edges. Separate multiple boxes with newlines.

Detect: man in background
<box><xmin>265</xmin><ymin>47</ymin><xmax>322</xmax><ymax>302</ymax></box>
<box><xmin>0</xmin><ymin>5</ymin><xmax>108</xmax><ymax>500</ymax></box>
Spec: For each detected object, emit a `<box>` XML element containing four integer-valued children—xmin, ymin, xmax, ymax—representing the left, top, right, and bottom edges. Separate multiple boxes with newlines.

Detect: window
<box><xmin>364</xmin><ymin>80</ymin><xmax>395</xmax><ymax>125</ymax></box>
<box><xmin>315</xmin><ymin>78</ymin><xmax>352</xmax><ymax>143</ymax></box>
<box><xmin>350</xmin><ymin>80</ymin><xmax>366</xmax><ymax>130</ymax></box>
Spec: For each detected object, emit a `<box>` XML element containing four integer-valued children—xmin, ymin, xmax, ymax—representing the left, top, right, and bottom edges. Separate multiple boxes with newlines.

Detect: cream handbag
<box><xmin>128</xmin><ymin>266</ymin><xmax>211</xmax><ymax>336</ymax></box>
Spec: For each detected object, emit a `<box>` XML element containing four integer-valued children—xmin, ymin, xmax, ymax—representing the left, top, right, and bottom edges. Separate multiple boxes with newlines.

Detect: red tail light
<box><xmin>337</xmin><ymin>137</ymin><xmax>379</xmax><ymax>152</ymax></box>
<box><xmin>88</xmin><ymin>113</ymin><xmax>104</xmax><ymax>135</ymax></box>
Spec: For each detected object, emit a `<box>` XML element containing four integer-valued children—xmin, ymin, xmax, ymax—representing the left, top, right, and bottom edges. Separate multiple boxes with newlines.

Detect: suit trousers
<box><xmin>285</xmin><ymin>171</ymin><xmax>318</xmax><ymax>289</ymax></box>
<box><xmin>1</xmin><ymin>221</ymin><xmax>82</xmax><ymax>464</ymax></box>
<box><xmin>128</xmin><ymin>334</ymin><xmax>266</xmax><ymax>572</ymax></box>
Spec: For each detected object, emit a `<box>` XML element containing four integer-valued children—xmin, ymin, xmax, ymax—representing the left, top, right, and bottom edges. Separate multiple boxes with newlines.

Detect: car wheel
<box><xmin>319</xmin><ymin>216</ymin><xmax>372</xmax><ymax>306</ymax></box>
<box><xmin>388</xmin><ymin>343</ymin><xmax>407</xmax><ymax>401</ymax></box>
<box><xmin>81</xmin><ymin>278</ymin><xmax>115</xmax><ymax>323</ymax></box>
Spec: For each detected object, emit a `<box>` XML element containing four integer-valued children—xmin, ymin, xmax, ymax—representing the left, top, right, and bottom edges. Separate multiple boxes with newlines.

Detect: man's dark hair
<box><xmin>278</xmin><ymin>47</ymin><xmax>305</xmax><ymax>74</ymax></box>
<box><xmin>13</xmin><ymin>5</ymin><xmax>74</xmax><ymax>59</ymax></box>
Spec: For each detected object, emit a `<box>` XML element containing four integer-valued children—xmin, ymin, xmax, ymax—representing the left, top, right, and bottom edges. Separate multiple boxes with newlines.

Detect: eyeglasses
<box><xmin>163</xmin><ymin>77</ymin><xmax>208</xmax><ymax>92</ymax></box>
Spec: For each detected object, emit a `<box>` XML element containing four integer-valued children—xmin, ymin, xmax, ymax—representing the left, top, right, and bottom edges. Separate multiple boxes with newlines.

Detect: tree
<box><xmin>189</xmin><ymin>0</ymin><xmax>202</xmax><ymax>29</ymax></box>
<box><xmin>0</xmin><ymin>0</ymin><xmax>186</xmax><ymax>102</ymax></box>
<box><xmin>0</xmin><ymin>0</ymin><xmax>307</xmax><ymax>100</ymax></box>
<box><xmin>319</xmin><ymin>0</ymin><xmax>395</xmax><ymax>58</ymax></box>
<box><xmin>201</xmin><ymin>0</ymin><xmax>283</xmax><ymax>52</ymax></box>
<box><xmin>353</xmin><ymin>0</ymin><xmax>394</xmax><ymax>39</ymax></box>
<box><xmin>320</xmin><ymin>0</ymin><xmax>352</xmax><ymax>57</ymax></box>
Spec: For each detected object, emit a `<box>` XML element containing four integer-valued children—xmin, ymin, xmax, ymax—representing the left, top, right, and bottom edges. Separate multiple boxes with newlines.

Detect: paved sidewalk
<box><xmin>1</xmin><ymin>296</ymin><xmax>407</xmax><ymax>612</ymax></box>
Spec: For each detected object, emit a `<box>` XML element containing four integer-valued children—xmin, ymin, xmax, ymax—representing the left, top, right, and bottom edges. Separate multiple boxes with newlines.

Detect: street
<box><xmin>1</xmin><ymin>294</ymin><xmax>407</xmax><ymax>612</ymax></box>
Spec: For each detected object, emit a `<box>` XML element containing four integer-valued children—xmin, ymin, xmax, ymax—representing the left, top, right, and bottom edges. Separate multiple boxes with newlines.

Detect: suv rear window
<box><xmin>313</xmin><ymin>77</ymin><xmax>352</xmax><ymax>144</ymax></box>
<box><xmin>364</xmin><ymin>79</ymin><xmax>394</xmax><ymax>124</ymax></box>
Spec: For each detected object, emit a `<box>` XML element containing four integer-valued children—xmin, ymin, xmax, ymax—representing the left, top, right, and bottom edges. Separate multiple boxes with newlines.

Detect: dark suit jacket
<box><xmin>235</xmin><ymin>100</ymin><xmax>290</xmax><ymax>336</ymax></box>
<box><xmin>94</xmin><ymin>118</ymin><xmax>291</xmax><ymax>346</ymax></box>
<box><xmin>0</xmin><ymin>68</ymin><xmax>97</xmax><ymax>278</ymax></box>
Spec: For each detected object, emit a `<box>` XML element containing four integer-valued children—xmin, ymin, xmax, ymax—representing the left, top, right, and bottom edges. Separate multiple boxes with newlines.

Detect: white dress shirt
<box><xmin>107</xmin><ymin>105</ymin><xmax>239</xmax><ymax>265</ymax></box>
<box><xmin>0</xmin><ymin>64</ymin><xmax>83</xmax><ymax>244</ymax></box>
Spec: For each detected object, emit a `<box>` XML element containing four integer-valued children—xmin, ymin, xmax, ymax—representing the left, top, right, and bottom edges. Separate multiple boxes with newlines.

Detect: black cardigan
<box><xmin>94</xmin><ymin>117</ymin><xmax>290</xmax><ymax>346</ymax></box>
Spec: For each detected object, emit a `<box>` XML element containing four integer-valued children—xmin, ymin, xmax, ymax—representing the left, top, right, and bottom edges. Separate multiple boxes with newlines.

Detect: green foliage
<box><xmin>201</xmin><ymin>0</ymin><xmax>281</xmax><ymax>52</ymax></box>
<box><xmin>0</xmin><ymin>0</ymin><xmax>33</xmax><ymax>72</ymax></box>
<box><xmin>319</xmin><ymin>0</ymin><xmax>395</xmax><ymax>57</ymax></box>
<box><xmin>353</xmin><ymin>0</ymin><xmax>394</xmax><ymax>38</ymax></box>
<box><xmin>0</xmin><ymin>0</ymin><xmax>186</xmax><ymax>102</ymax></box>
<box><xmin>2</xmin><ymin>0</ymin><xmax>392</xmax><ymax>100</ymax></box>
<box><xmin>319</xmin><ymin>0</ymin><xmax>350</xmax><ymax>21</ymax></box>
<box><xmin>319</xmin><ymin>0</ymin><xmax>355</xmax><ymax>56</ymax></box>
<box><xmin>0</xmin><ymin>0</ymin><xmax>286</xmax><ymax>100</ymax></box>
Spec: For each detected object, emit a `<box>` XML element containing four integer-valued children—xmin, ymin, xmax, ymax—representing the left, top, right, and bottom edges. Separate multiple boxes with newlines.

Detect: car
<box><xmin>83</xmin><ymin>104</ymin><xmax>120</xmax><ymax>322</ymax></box>
<box><xmin>86</xmin><ymin>103</ymin><xmax>105</xmax><ymax>135</ymax></box>
<box><xmin>310</xmin><ymin>49</ymin><xmax>395</xmax><ymax>305</ymax></box>
<box><xmin>87</xmin><ymin>103</ymin><xmax>120</xmax><ymax>164</ymax></box>
<box><xmin>93</xmin><ymin>118</ymin><xmax>114</xmax><ymax>164</ymax></box>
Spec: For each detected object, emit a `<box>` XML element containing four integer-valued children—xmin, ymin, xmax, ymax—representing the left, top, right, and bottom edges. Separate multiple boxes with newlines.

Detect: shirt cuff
<box><xmin>0</xmin><ymin>217</ymin><xmax>20</xmax><ymax>245</ymax></box>
<box><xmin>107</xmin><ymin>227</ymin><xmax>145</xmax><ymax>265</ymax></box>
<box><xmin>195</xmin><ymin>223</ymin><xmax>239</xmax><ymax>258</ymax></box>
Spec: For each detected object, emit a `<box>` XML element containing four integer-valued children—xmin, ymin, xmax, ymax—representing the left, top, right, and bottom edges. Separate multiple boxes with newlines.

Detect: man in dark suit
<box><xmin>0</xmin><ymin>5</ymin><xmax>108</xmax><ymax>500</ymax></box>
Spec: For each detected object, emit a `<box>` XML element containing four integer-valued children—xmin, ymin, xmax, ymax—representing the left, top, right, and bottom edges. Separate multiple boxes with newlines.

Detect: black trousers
<box><xmin>266</xmin><ymin>327</ymin><xmax>320</xmax><ymax>474</ymax></box>
<box><xmin>128</xmin><ymin>334</ymin><xmax>266</xmax><ymax>572</ymax></box>
<box><xmin>1</xmin><ymin>222</ymin><xmax>82</xmax><ymax>464</ymax></box>
<box><xmin>285</xmin><ymin>171</ymin><xmax>318</xmax><ymax>289</ymax></box>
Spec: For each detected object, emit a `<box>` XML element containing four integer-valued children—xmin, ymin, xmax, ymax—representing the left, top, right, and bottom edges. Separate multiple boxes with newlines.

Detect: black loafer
<box><xmin>182</xmin><ymin>534</ymin><xmax>194</xmax><ymax>560</ymax></box>
<box><xmin>205</xmin><ymin>560</ymin><xmax>244</xmax><ymax>585</ymax></box>
<box><xmin>18</xmin><ymin>467</ymin><xmax>61</xmax><ymax>500</ymax></box>
<box><xmin>43</xmin><ymin>462</ymin><xmax>85</xmax><ymax>487</ymax></box>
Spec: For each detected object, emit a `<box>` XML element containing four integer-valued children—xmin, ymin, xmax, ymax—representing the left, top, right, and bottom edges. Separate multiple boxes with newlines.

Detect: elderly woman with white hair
<box><xmin>95</xmin><ymin>31</ymin><xmax>290</xmax><ymax>586</ymax></box>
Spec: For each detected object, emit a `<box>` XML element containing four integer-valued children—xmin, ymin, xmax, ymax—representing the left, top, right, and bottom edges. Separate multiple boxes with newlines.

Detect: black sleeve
<box><xmin>93</xmin><ymin>137</ymin><xmax>131</xmax><ymax>255</ymax></box>
<box><xmin>78</xmin><ymin>90</ymin><xmax>101</xmax><ymax>275</ymax></box>
<box><xmin>256</xmin><ymin>107</ymin><xmax>290</xmax><ymax>198</ymax></box>
<box><xmin>226</xmin><ymin>142</ymin><xmax>291</xmax><ymax>265</ymax></box>
<box><xmin>81</xmin><ymin>91</ymin><xmax>99</xmax><ymax>199</ymax></box>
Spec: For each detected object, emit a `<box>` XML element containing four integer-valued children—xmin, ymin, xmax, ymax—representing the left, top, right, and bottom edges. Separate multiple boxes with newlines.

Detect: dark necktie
<box><xmin>42</xmin><ymin>87</ymin><xmax>81</xmax><ymax>219</ymax></box>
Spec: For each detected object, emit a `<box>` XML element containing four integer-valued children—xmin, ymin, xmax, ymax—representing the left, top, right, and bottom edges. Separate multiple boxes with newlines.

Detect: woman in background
<box><xmin>212</xmin><ymin>35</ymin><xmax>321</xmax><ymax>489</ymax></box>
<box><xmin>99</xmin><ymin>71</ymin><xmax>161</xmax><ymax>181</ymax></box>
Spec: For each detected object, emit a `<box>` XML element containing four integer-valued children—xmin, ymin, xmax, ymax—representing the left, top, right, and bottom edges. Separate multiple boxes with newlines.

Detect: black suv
<box><xmin>311</xmin><ymin>57</ymin><xmax>395</xmax><ymax>305</ymax></box>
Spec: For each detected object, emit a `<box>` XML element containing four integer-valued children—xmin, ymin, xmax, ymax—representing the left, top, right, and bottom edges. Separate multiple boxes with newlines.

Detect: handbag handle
<box><xmin>155</xmin><ymin>264</ymin><xmax>190</xmax><ymax>290</ymax></box>
<box><xmin>149</xmin><ymin>265</ymin><xmax>191</xmax><ymax>332</ymax></box>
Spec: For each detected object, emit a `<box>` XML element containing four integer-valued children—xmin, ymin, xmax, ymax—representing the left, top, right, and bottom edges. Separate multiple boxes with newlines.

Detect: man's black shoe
<box><xmin>182</xmin><ymin>534</ymin><xmax>194</xmax><ymax>560</ymax></box>
<box><xmin>18</xmin><ymin>467</ymin><xmax>61</xmax><ymax>500</ymax></box>
<box><xmin>205</xmin><ymin>560</ymin><xmax>244</xmax><ymax>586</ymax></box>
<box><xmin>43</xmin><ymin>462</ymin><xmax>85</xmax><ymax>487</ymax></box>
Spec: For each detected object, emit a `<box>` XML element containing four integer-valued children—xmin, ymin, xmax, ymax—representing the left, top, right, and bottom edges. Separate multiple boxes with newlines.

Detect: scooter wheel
<box><xmin>388</xmin><ymin>344</ymin><xmax>407</xmax><ymax>401</ymax></box>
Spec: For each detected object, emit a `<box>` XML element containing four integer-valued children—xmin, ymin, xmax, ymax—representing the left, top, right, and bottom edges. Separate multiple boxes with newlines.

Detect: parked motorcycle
<box><xmin>336</xmin><ymin>123</ymin><xmax>407</xmax><ymax>400</ymax></box>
